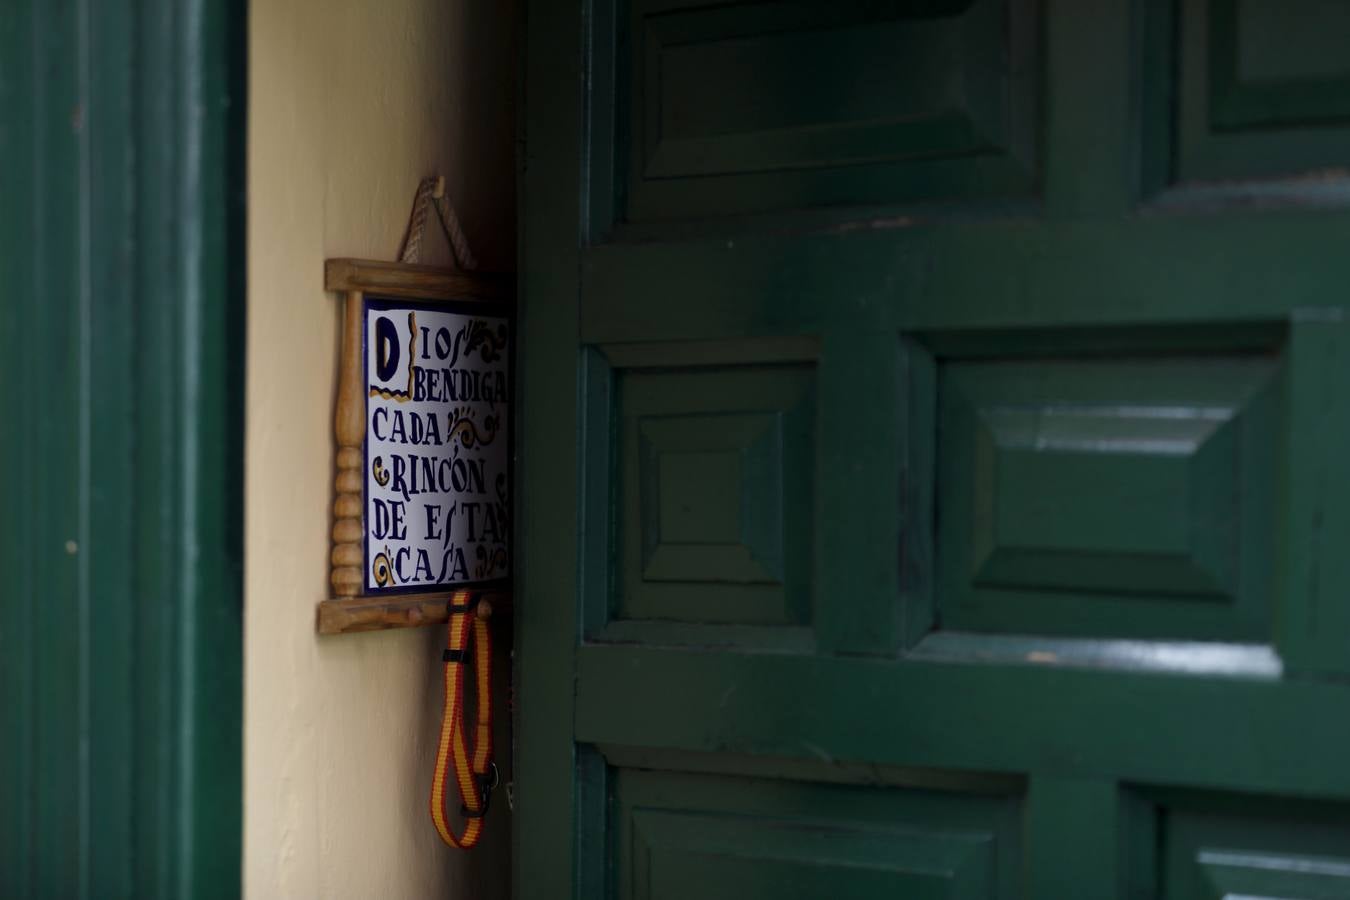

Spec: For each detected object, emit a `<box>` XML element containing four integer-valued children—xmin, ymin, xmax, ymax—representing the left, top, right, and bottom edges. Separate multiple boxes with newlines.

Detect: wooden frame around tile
<box><xmin>318</xmin><ymin>258</ymin><xmax>513</xmax><ymax>635</ymax></box>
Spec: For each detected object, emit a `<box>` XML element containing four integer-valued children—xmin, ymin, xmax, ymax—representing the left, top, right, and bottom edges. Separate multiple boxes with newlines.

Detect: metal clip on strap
<box><xmin>460</xmin><ymin>762</ymin><xmax>499</xmax><ymax>819</ymax></box>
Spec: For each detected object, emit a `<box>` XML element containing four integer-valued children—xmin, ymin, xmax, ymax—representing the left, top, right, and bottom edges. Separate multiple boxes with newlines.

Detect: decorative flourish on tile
<box><xmin>475</xmin><ymin>545</ymin><xmax>508</xmax><ymax>579</ymax></box>
<box><xmin>464</xmin><ymin>319</ymin><xmax>508</xmax><ymax>363</ymax></box>
<box><xmin>372</xmin><ymin>546</ymin><xmax>396</xmax><ymax>587</ymax></box>
<box><xmin>447</xmin><ymin>406</ymin><xmax>499</xmax><ymax>449</ymax></box>
<box><xmin>372</xmin><ymin>455</ymin><xmax>391</xmax><ymax>487</ymax></box>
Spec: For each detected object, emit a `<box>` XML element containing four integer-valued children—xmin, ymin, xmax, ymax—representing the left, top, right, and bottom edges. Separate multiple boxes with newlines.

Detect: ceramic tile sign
<box><xmin>363</xmin><ymin>297</ymin><xmax>510</xmax><ymax>593</ymax></box>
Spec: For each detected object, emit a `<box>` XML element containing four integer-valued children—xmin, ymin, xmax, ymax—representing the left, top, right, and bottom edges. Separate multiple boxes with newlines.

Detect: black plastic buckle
<box><xmin>443</xmin><ymin>597</ymin><xmax>477</xmax><ymax>664</ymax></box>
<box><xmin>460</xmin><ymin>762</ymin><xmax>500</xmax><ymax>819</ymax></box>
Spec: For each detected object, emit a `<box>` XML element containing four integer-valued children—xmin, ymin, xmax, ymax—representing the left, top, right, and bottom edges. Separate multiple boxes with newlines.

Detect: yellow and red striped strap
<box><xmin>430</xmin><ymin>590</ymin><xmax>495</xmax><ymax>849</ymax></box>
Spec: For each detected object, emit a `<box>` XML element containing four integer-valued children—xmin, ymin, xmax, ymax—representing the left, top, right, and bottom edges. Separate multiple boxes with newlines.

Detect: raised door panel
<box><xmin>634</xmin><ymin>811</ymin><xmax>992</xmax><ymax>899</ymax></box>
<box><xmin>614</xmin><ymin>0</ymin><xmax>1040</xmax><ymax>222</ymax></box>
<box><xmin>936</xmin><ymin>352</ymin><xmax>1280</xmax><ymax>642</ymax></box>
<box><xmin>615</xmin><ymin>363</ymin><xmax>816</xmax><ymax>631</ymax></box>
<box><xmin>613</xmin><ymin>770</ymin><xmax>1023</xmax><ymax>900</ymax></box>
<box><xmin>1159</xmin><ymin>794</ymin><xmax>1350</xmax><ymax>899</ymax></box>
<box><xmin>1146</xmin><ymin>0</ymin><xmax>1350</xmax><ymax>196</ymax></box>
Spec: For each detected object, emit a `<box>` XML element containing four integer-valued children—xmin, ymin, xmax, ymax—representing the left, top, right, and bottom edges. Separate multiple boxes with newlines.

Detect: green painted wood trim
<box><xmin>0</xmin><ymin>0</ymin><xmax>245</xmax><ymax>895</ymax></box>
<box><xmin>516</xmin><ymin>0</ymin><xmax>586</xmax><ymax>895</ymax></box>
<box><xmin>1025</xmin><ymin>777</ymin><xmax>1120</xmax><ymax>900</ymax></box>
<box><xmin>816</xmin><ymin>328</ymin><xmax>903</xmax><ymax>654</ymax></box>
<box><xmin>582</xmin><ymin>213</ymin><xmax>1350</xmax><ymax>343</ymax></box>
<box><xmin>1280</xmin><ymin>313</ymin><xmax>1350</xmax><ymax>676</ymax></box>
<box><xmin>1</xmin><ymin>4</ymin><xmax>88</xmax><ymax>893</ymax></box>
<box><xmin>575</xmin><ymin>644</ymin><xmax>1350</xmax><ymax>800</ymax></box>
<box><xmin>1044</xmin><ymin>0</ymin><xmax>1136</xmax><ymax>217</ymax></box>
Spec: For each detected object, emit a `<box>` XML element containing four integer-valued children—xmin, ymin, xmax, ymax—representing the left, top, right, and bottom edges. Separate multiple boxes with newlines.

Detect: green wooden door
<box><xmin>517</xmin><ymin>1</ymin><xmax>1350</xmax><ymax>897</ymax></box>
<box><xmin>0</xmin><ymin>0</ymin><xmax>244</xmax><ymax>896</ymax></box>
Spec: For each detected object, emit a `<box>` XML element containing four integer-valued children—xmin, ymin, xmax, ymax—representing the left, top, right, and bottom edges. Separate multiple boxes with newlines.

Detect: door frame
<box><xmin>0</xmin><ymin>0</ymin><xmax>246</xmax><ymax>894</ymax></box>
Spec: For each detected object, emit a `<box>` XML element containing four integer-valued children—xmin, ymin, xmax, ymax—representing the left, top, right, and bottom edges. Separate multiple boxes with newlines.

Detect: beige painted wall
<box><xmin>246</xmin><ymin>0</ymin><xmax>515</xmax><ymax>896</ymax></box>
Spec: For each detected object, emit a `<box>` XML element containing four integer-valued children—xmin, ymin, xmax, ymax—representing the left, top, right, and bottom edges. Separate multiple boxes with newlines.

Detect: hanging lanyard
<box><xmin>430</xmin><ymin>590</ymin><xmax>497</xmax><ymax>848</ymax></box>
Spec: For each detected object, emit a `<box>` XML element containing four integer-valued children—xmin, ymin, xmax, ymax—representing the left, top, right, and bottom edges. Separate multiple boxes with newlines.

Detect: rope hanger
<box><xmin>399</xmin><ymin>175</ymin><xmax>478</xmax><ymax>270</ymax></box>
